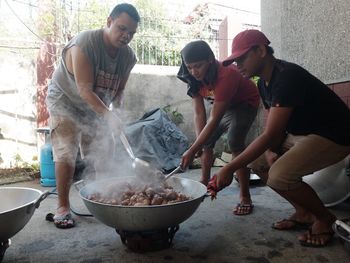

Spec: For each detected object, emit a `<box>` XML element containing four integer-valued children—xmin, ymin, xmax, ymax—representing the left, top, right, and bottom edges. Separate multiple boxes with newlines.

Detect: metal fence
<box><xmin>0</xmin><ymin>0</ymin><xmax>259</xmax><ymax>67</ymax></box>
<box><xmin>129</xmin><ymin>15</ymin><xmax>221</xmax><ymax>67</ymax></box>
<box><xmin>128</xmin><ymin>3</ymin><xmax>260</xmax><ymax>66</ymax></box>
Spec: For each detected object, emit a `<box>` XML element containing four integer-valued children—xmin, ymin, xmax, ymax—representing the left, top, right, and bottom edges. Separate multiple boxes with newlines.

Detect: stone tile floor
<box><xmin>1</xmin><ymin>168</ymin><xmax>350</xmax><ymax>263</ymax></box>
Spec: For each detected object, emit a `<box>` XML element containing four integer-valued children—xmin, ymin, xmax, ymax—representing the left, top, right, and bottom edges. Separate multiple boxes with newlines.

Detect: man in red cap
<box><xmin>208</xmin><ymin>29</ymin><xmax>350</xmax><ymax>247</ymax></box>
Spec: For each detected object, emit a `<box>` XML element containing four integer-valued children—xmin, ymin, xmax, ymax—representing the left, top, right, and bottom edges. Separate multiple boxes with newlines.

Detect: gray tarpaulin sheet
<box><xmin>124</xmin><ymin>108</ymin><xmax>189</xmax><ymax>172</ymax></box>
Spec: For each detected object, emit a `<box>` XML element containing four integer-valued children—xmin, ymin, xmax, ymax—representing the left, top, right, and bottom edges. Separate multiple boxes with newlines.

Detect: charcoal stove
<box><xmin>116</xmin><ymin>225</ymin><xmax>179</xmax><ymax>252</ymax></box>
<box><xmin>0</xmin><ymin>239</ymin><xmax>10</xmax><ymax>262</ymax></box>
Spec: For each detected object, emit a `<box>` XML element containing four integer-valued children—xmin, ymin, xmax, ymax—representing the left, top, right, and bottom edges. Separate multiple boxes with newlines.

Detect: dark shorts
<box><xmin>204</xmin><ymin>103</ymin><xmax>258</xmax><ymax>153</ymax></box>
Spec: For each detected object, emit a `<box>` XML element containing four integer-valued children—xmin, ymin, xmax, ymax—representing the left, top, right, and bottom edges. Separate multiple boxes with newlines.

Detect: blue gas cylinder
<box><xmin>37</xmin><ymin>127</ymin><xmax>56</xmax><ymax>187</ymax></box>
<box><xmin>40</xmin><ymin>142</ymin><xmax>56</xmax><ymax>186</ymax></box>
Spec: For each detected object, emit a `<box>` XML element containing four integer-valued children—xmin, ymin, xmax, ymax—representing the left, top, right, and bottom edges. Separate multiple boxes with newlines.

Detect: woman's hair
<box><xmin>181</xmin><ymin>40</ymin><xmax>214</xmax><ymax>64</ymax></box>
<box><xmin>205</xmin><ymin>61</ymin><xmax>219</xmax><ymax>86</ymax></box>
<box><xmin>109</xmin><ymin>3</ymin><xmax>140</xmax><ymax>22</ymax></box>
<box><xmin>180</xmin><ymin>40</ymin><xmax>218</xmax><ymax>85</ymax></box>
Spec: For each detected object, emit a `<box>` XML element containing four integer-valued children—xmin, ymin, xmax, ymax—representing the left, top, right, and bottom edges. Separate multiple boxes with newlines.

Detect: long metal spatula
<box><xmin>164</xmin><ymin>166</ymin><xmax>182</xmax><ymax>181</ymax></box>
<box><xmin>119</xmin><ymin>132</ymin><xmax>159</xmax><ymax>176</ymax></box>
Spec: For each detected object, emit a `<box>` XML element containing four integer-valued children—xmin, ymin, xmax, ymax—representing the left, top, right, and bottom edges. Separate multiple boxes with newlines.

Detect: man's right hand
<box><xmin>103</xmin><ymin>110</ymin><xmax>123</xmax><ymax>135</ymax></box>
<box><xmin>181</xmin><ymin>148</ymin><xmax>196</xmax><ymax>170</ymax></box>
<box><xmin>194</xmin><ymin>148</ymin><xmax>203</xmax><ymax>158</ymax></box>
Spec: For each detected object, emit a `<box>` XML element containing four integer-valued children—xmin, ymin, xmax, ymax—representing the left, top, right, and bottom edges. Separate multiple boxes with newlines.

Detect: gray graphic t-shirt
<box><xmin>46</xmin><ymin>29</ymin><xmax>136</xmax><ymax>125</ymax></box>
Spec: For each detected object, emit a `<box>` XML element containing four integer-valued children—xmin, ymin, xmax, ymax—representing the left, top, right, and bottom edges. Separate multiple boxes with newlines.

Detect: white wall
<box><xmin>261</xmin><ymin>0</ymin><xmax>350</xmax><ymax>84</ymax></box>
<box><xmin>0</xmin><ymin>52</ymin><xmax>38</xmax><ymax>167</ymax></box>
<box><xmin>0</xmin><ymin>63</ymin><xmax>261</xmax><ymax>167</ymax></box>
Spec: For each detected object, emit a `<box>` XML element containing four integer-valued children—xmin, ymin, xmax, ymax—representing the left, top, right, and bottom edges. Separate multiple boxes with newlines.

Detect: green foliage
<box><xmin>37</xmin><ymin>0</ymin><xmax>56</xmax><ymax>37</ymax></box>
<box><xmin>130</xmin><ymin>0</ymin><xmax>215</xmax><ymax>66</ymax></box>
<box><xmin>251</xmin><ymin>76</ymin><xmax>260</xmax><ymax>85</ymax></box>
<box><xmin>163</xmin><ymin>105</ymin><xmax>184</xmax><ymax>125</ymax></box>
<box><xmin>11</xmin><ymin>153</ymin><xmax>39</xmax><ymax>170</ymax></box>
<box><xmin>130</xmin><ymin>0</ymin><xmax>181</xmax><ymax>65</ymax></box>
<box><xmin>13</xmin><ymin>153</ymin><xmax>23</xmax><ymax>167</ymax></box>
<box><xmin>70</xmin><ymin>0</ymin><xmax>110</xmax><ymax>32</ymax></box>
<box><xmin>30</xmin><ymin>0</ymin><xmax>217</xmax><ymax>66</ymax></box>
<box><xmin>29</xmin><ymin>162</ymin><xmax>40</xmax><ymax>171</ymax></box>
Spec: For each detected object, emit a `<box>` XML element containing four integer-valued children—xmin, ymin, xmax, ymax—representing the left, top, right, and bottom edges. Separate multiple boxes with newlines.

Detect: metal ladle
<box><xmin>164</xmin><ymin>165</ymin><xmax>182</xmax><ymax>181</ymax></box>
<box><xmin>119</xmin><ymin>132</ymin><xmax>160</xmax><ymax>177</ymax></box>
<box><xmin>120</xmin><ymin>132</ymin><xmax>182</xmax><ymax>182</ymax></box>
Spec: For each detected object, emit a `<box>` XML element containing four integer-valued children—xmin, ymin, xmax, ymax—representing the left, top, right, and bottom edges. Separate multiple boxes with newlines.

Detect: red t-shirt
<box><xmin>199</xmin><ymin>62</ymin><xmax>260</xmax><ymax>108</ymax></box>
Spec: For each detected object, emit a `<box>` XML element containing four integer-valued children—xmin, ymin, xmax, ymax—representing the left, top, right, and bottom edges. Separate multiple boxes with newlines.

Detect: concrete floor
<box><xmin>1</xmin><ymin>168</ymin><xmax>350</xmax><ymax>263</ymax></box>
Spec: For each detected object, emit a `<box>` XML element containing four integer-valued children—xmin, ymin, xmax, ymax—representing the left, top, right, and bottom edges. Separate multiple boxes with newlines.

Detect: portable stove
<box><xmin>116</xmin><ymin>225</ymin><xmax>179</xmax><ymax>252</ymax></box>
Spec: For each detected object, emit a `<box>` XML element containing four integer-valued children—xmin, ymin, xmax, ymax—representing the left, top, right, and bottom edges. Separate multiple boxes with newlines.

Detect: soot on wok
<box><xmin>87</xmin><ymin>179</ymin><xmax>191</xmax><ymax>206</ymax></box>
<box><xmin>0</xmin><ymin>239</ymin><xmax>10</xmax><ymax>262</ymax></box>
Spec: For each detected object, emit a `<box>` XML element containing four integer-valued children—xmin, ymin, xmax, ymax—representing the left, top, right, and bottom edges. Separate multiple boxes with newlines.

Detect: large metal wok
<box><xmin>0</xmin><ymin>187</ymin><xmax>48</xmax><ymax>242</ymax></box>
<box><xmin>0</xmin><ymin>187</ymin><xmax>48</xmax><ymax>262</ymax></box>
<box><xmin>77</xmin><ymin>176</ymin><xmax>207</xmax><ymax>231</ymax></box>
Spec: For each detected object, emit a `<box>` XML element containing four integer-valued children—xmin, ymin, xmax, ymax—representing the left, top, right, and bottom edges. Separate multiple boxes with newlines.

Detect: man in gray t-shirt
<box><xmin>45</xmin><ymin>3</ymin><xmax>140</xmax><ymax>229</ymax></box>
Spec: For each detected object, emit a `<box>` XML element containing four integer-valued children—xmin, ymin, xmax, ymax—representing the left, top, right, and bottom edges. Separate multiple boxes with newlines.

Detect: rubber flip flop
<box><xmin>233</xmin><ymin>203</ymin><xmax>254</xmax><ymax>216</ymax></box>
<box><xmin>46</xmin><ymin>212</ymin><xmax>75</xmax><ymax>229</ymax></box>
<box><xmin>299</xmin><ymin>229</ymin><xmax>334</xmax><ymax>247</ymax></box>
<box><xmin>272</xmin><ymin>219</ymin><xmax>312</xmax><ymax>231</ymax></box>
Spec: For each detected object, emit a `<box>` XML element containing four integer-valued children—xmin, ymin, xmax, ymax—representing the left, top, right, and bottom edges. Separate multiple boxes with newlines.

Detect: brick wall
<box><xmin>328</xmin><ymin>81</ymin><xmax>350</xmax><ymax>108</ymax></box>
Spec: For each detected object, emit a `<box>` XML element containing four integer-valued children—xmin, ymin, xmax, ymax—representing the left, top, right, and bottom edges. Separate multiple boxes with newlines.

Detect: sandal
<box><xmin>233</xmin><ymin>203</ymin><xmax>254</xmax><ymax>216</ymax></box>
<box><xmin>299</xmin><ymin>228</ymin><xmax>334</xmax><ymax>247</ymax></box>
<box><xmin>46</xmin><ymin>212</ymin><xmax>76</xmax><ymax>229</ymax></box>
<box><xmin>272</xmin><ymin>219</ymin><xmax>312</xmax><ymax>231</ymax></box>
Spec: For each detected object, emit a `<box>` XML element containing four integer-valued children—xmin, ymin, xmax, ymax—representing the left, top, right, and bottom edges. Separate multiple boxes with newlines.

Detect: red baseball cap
<box><xmin>223</xmin><ymin>29</ymin><xmax>270</xmax><ymax>66</ymax></box>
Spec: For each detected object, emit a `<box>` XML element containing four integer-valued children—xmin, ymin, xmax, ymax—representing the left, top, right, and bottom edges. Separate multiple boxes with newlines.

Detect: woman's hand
<box><xmin>181</xmin><ymin>148</ymin><xmax>196</xmax><ymax>170</ymax></box>
<box><xmin>194</xmin><ymin>148</ymin><xmax>203</xmax><ymax>158</ymax></box>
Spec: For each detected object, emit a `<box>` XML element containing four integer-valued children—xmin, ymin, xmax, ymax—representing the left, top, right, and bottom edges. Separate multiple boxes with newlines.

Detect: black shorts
<box><xmin>203</xmin><ymin>103</ymin><xmax>258</xmax><ymax>152</ymax></box>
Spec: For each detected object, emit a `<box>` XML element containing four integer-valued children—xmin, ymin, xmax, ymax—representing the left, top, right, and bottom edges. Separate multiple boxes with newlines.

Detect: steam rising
<box><xmin>77</xmin><ymin>110</ymin><xmax>164</xmax><ymax>192</ymax></box>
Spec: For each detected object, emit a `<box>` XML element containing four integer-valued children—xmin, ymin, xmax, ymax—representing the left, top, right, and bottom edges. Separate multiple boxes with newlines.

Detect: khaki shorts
<box><xmin>49</xmin><ymin>115</ymin><xmax>113</xmax><ymax>167</ymax></box>
<box><xmin>249</xmin><ymin>134</ymin><xmax>350</xmax><ymax>191</ymax></box>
